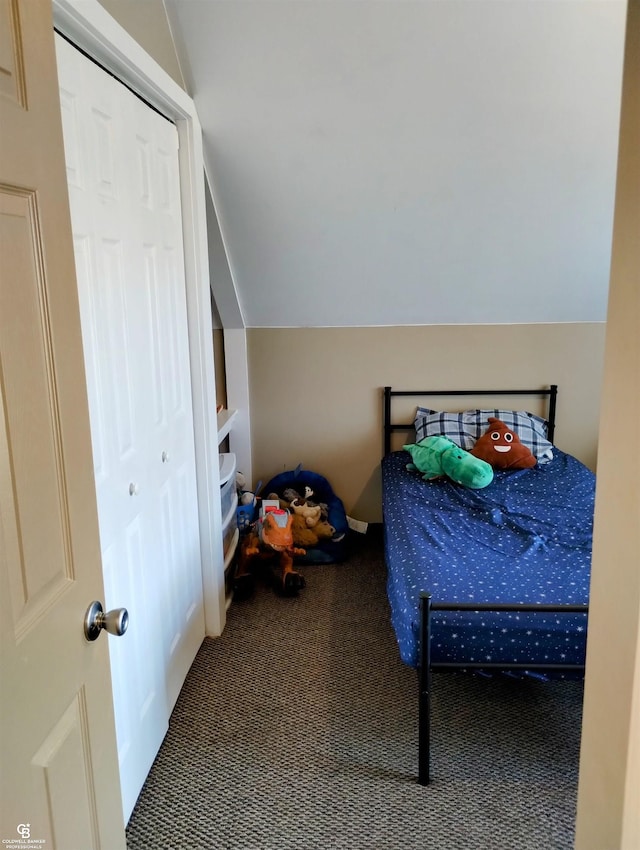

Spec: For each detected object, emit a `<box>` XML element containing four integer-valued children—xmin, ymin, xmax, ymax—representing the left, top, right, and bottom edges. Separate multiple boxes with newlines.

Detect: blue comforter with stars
<box><xmin>381</xmin><ymin>449</ymin><xmax>594</xmax><ymax>671</ymax></box>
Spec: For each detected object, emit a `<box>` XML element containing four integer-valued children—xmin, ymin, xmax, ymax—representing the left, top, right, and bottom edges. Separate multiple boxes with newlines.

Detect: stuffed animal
<box><xmin>290</xmin><ymin>514</ymin><xmax>336</xmax><ymax>548</ymax></box>
<box><xmin>404</xmin><ymin>435</ymin><xmax>494</xmax><ymax>489</ymax></box>
<box><xmin>282</xmin><ymin>487</ymin><xmax>329</xmax><ymax>521</ymax></box>
<box><xmin>234</xmin><ymin>510</ymin><xmax>306</xmax><ymax>598</ymax></box>
<box><xmin>267</xmin><ymin>492</ymin><xmax>295</xmax><ymax>514</ymax></box>
<box><xmin>236</xmin><ymin>470</ymin><xmax>256</xmax><ymax>506</ymax></box>
<box><xmin>470</xmin><ymin>418</ymin><xmax>536</xmax><ymax>469</ymax></box>
<box><xmin>288</xmin><ymin>498</ymin><xmax>322</xmax><ymax>527</ymax></box>
<box><xmin>284</xmin><ymin>485</ymin><xmax>314</xmax><ymax>502</ymax></box>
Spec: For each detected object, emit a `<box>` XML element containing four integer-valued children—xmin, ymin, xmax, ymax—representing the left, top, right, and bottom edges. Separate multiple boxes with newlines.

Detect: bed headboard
<box><xmin>383</xmin><ymin>385</ymin><xmax>558</xmax><ymax>457</ymax></box>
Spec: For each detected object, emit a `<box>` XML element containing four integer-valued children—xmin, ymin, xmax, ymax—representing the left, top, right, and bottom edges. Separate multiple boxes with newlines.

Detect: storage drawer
<box><xmin>222</xmin><ymin>491</ymin><xmax>239</xmax><ymax>555</ymax></box>
<box><xmin>224</xmin><ymin>528</ymin><xmax>239</xmax><ymax>571</ymax></box>
<box><xmin>219</xmin><ymin>452</ymin><xmax>237</xmax><ymax>519</ymax></box>
<box><xmin>219</xmin><ymin>452</ymin><xmax>236</xmax><ymax>485</ymax></box>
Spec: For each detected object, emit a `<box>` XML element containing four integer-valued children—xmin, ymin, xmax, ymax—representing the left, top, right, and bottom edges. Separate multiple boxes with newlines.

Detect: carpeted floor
<box><xmin>126</xmin><ymin>528</ymin><xmax>584</xmax><ymax>850</ymax></box>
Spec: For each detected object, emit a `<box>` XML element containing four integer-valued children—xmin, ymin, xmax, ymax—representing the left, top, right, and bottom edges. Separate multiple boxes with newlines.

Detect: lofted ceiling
<box><xmin>165</xmin><ymin>0</ymin><xmax>626</xmax><ymax>329</ymax></box>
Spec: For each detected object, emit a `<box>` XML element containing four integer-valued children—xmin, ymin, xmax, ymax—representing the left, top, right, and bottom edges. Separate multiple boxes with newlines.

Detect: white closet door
<box><xmin>56</xmin><ymin>35</ymin><xmax>205</xmax><ymax>821</ymax></box>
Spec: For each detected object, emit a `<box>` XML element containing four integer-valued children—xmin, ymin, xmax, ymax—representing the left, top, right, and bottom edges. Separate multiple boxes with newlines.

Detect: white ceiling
<box><xmin>166</xmin><ymin>0</ymin><xmax>626</xmax><ymax>329</ymax></box>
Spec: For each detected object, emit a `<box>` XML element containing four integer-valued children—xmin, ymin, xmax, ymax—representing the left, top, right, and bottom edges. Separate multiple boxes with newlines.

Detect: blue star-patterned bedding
<box><xmin>381</xmin><ymin>449</ymin><xmax>594</xmax><ymax>670</ymax></box>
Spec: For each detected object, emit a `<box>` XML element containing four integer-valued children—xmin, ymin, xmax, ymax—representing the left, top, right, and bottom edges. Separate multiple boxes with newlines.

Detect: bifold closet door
<box><xmin>56</xmin><ymin>34</ymin><xmax>205</xmax><ymax>821</ymax></box>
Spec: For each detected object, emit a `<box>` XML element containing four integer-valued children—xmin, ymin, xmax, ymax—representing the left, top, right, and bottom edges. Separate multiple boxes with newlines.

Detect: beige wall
<box><xmin>575</xmin><ymin>1</ymin><xmax>640</xmax><ymax>846</ymax></box>
<box><xmin>97</xmin><ymin>0</ymin><xmax>185</xmax><ymax>89</ymax></box>
<box><xmin>247</xmin><ymin>323</ymin><xmax>605</xmax><ymax>521</ymax></box>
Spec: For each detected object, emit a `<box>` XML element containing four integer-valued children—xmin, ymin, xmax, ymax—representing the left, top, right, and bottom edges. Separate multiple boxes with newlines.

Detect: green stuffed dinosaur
<box><xmin>403</xmin><ymin>435</ymin><xmax>494</xmax><ymax>490</ymax></box>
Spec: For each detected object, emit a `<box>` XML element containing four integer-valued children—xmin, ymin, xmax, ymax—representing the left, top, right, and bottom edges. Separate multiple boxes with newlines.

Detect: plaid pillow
<box><xmin>414</xmin><ymin>407</ymin><xmax>554</xmax><ymax>462</ymax></box>
<box><xmin>414</xmin><ymin>408</ymin><xmax>477</xmax><ymax>449</ymax></box>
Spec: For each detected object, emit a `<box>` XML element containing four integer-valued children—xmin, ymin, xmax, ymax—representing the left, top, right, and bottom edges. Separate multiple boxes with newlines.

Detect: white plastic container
<box><xmin>219</xmin><ymin>452</ymin><xmax>237</xmax><ymax>520</ymax></box>
<box><xmin>221</xmin><ymin>490</ymin><xmax>239</xmax><ymax>555</ymax></box>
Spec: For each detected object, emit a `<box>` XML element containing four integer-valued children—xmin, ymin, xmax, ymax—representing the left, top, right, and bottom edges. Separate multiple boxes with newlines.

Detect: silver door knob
<box><xmin>84</xmin><ymin>601</ymin><xmax>129</xmax><ymax>642</ymax></box>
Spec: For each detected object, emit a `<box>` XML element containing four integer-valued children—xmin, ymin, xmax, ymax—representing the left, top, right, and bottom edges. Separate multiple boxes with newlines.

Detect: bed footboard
<box><xmin>418</xmin><ymin>594</ymin><xmax>588</xmax><ymax>785</ymax></box>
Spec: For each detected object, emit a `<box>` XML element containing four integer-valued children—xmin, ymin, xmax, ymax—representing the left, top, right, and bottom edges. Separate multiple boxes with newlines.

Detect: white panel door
<box><xmin>55</xmin><ymin>34</ymin><xmax>205</xmax><ymax>821</ymax></box>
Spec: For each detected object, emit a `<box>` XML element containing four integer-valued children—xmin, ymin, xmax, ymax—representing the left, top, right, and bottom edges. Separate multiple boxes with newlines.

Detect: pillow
<box><xmin>414</xmin><ymin>406</ymin><xmax>554</xmax><ymax>462</ymax></box>
<box><xmin>414</xmin><ymin>408</ymin><xmax>477</xmax><ymax>449</ymax></box>
<box><xmin>470</xmin><ymin>417</ymin><xmax>537</xmax><ymax>470</ymax></box>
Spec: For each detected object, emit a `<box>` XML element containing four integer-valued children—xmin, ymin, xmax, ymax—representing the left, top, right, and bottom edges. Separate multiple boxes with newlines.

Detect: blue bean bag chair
<box><xmin>262</xmin><ymin>466</ymin><xmax>349</xmax><ymax>564</ymax></box>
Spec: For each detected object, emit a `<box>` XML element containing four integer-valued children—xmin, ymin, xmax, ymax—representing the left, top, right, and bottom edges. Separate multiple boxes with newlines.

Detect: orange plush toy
<box><xmin>470</xmin><ymin>418</ymin><xmax>537</xmax><ymax>470</ymax></box>
<box><xmin>234</xmin><ymin>510</ymin><xmax>307</xmax><ymax>599</ymax></box>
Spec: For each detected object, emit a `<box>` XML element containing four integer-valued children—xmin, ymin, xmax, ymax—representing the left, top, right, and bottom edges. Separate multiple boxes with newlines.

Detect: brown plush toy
<box><xmin>290</xmin><ymin>514</ymin><xmax>336</xmax><ymax>548</ymax></box>
<box><xmin>470</xmin><ymin>417</ymin><xmax>537</xmax><ymax>470</ymax></box>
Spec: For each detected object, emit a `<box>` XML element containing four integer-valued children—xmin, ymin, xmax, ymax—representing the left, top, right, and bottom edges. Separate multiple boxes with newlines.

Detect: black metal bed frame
<box><xmin>382</xmin><ymin>385</ymin><xmax>588</xmax><ymax>785</ymax></box>
<box><xmin>383</xmin><ymin>385</ymin><xmax>558</xmax><ymax>458</ymax></box>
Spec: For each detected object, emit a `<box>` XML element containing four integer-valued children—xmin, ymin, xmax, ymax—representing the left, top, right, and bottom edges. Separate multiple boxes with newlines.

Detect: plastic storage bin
<box><xmin>222</xmin><ymin>491</ymin><xmax>239</xmax><ymax>555</ymax></box>
<box><xmin>219</xmin><ymin>452</ymin><xmax>237</xmax><ymax>520</ymax></box>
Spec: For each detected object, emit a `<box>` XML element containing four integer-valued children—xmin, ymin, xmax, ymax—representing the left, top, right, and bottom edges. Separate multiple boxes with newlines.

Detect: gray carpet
<box><xmin>126</xmin><ymin>528</ymin><xmax>583</xmax><ymax>850</ymax></box>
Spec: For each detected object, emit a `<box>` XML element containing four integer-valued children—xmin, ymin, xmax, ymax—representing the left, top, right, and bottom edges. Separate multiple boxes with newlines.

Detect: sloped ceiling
<box><xmin>166</xmin><ymin>0</ymin><xmax>626</xmax><ymax>329</ymax></box>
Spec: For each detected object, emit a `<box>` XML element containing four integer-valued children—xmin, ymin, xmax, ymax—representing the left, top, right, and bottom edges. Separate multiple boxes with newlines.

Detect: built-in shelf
<box><xmin>217</xmin><ymin>408</ymin><xmax>238</xmax><ymax>445</ymax></box>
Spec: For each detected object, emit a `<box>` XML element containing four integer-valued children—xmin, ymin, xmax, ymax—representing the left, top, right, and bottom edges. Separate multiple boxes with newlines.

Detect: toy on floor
<box><xmin>290</xmin><ymin>514</ymin><xmax>336</xmax><ymax>548</ymax></box>
<box><xmin>262</xmin><ymin>467</ymin><xmax>349</xmax><ymax>564</ymax></box>
<box><xmin>234</xmin><ymin>509</ymin><xmax>307</xmax><ymax>599</ymax></box>
<box><xmin>403</xmin><ymin>435</ymin><xmax>494</xmax><ymax>489</ymax></box>
<box><xmin>236</xmin><ymin>470</ymin><xmax>259</xmax><ymax>506</ymax></box>
<box><xmin>282</xmin><ymin>487</ymin><xmax>330</xmax><ymax>522</ymax></box>
<box><xmin>266</xmin><ymin>492</ymin><xmax>340</xmax><ymax>548</ymax></box>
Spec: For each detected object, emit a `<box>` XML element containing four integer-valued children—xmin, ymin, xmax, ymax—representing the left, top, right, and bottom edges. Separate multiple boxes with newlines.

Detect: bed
<box><xmin>381</xmin><ymin>386</ymin><xmax>594</xmax><ymax>784</ymax></box>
